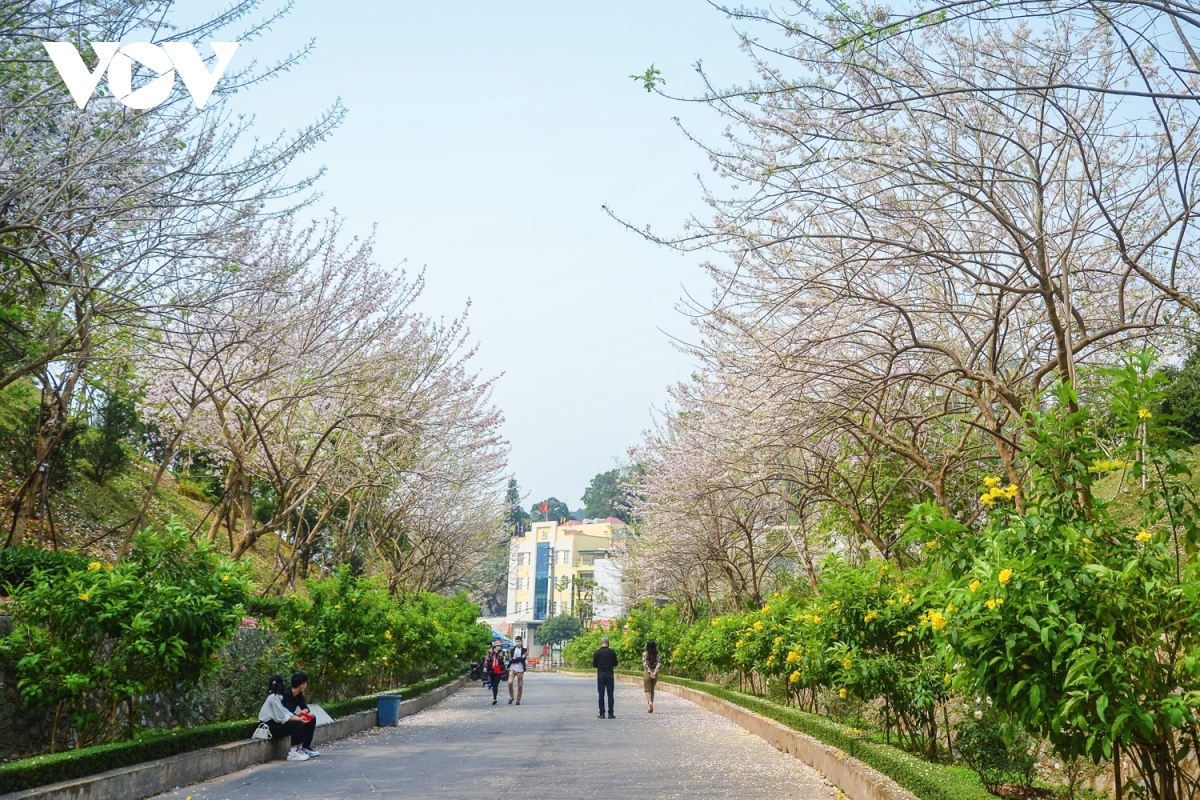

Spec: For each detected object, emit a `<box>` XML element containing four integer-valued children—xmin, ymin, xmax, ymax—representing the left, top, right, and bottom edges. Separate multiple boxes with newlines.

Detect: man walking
<box><xmin>592</xmin><ymin>636</ymin><xmax>618</xmax><ymax>718</ymax></box>
<box><xmin>508</xmin><ymin>635</ymin><xmax>527</xmax><ymax>705</ymax></box>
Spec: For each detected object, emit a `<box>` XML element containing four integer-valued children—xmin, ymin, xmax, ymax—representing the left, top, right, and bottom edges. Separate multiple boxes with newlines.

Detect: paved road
<box><xmin>161</xmin><ymin>673</ymin><xmax>840</xmax><ymax>799</ymax></box>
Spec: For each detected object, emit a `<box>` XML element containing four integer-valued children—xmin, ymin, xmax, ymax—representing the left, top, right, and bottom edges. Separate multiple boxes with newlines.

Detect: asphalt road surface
<box><xmin>161</xmin><ymin>672</ymin><xmax>841</xmax><ymax>799</ymax></box>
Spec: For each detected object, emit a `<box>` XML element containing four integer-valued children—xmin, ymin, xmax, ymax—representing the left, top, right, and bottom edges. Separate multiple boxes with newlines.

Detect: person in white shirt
<box><xmin>258</xmin><ymin>674</ymin><xmax>317</xmax><ymax>761</ymax></box>
<box><xmin>508</xmin><ymin>635</ymin><xmax>528</xmax><ymax>705</ymax></box>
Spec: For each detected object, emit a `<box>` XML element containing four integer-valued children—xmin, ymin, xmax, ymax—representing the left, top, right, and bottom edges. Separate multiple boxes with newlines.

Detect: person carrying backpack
<box><xmin>507</xmin><ymin>635</ymin><xmax>528</xmax><ymax>705</ymax></box>
<box><xmin>483</xmin><ymin>640</ymin><xmax>507</xmax><ymax>705</ymax></box>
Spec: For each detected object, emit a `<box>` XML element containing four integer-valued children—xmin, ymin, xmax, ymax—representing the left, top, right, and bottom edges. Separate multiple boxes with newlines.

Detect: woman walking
<box><xmin>483</xmin><ymin>640</ymin><xmax>507</xmax><ymax>705</ymax></box>
<box><xmin>643</xmin><ymin>639</ymin><xmax>660</xmax><ymax>713</ymax></box>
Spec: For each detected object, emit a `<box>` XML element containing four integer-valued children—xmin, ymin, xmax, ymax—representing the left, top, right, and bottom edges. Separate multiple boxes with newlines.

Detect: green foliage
<box><xmin>204</xmin><ymin>626</ymin><xmax>292</xmax><ymax>722</ymax></box>
<box><xmin>275</xmin><ymin>568</ymin><xmax>489</xmax><ymax>700</ymax></box>
<box><xmin>582</xmin><ymin>468</ymin><xmax>630</xmax><ymax>522</ymax></box>
<box><xmin>505</xmin><ymin>477</ymin><xmax>530</xmax><ymax>535</ymax></box>
<box><xmin>0</xmin><ymin>546</ymin><xmax>86</xmax><ymax>593</ymax></box>
<box><xmin>1158</xmin><ymin>340</ymin><xmax>1200</xmax><ymax>443</ymax></box>
<box><xmin>534</xmin><ymin>614</ymin><xmax>583</xmax><ymax>645</ymax></box>
<box><xmin>954</xmin><ymin>710</ymin><xmax>1039</xmax><ymax>793</ymax></box>
<box><xmin>77</xmin><ymin>391</ymin><xmax>140</xmax><ymax>484</ymax></box>
<box><xmin>910</xmin><ymin>357</ymin><xmax>1200</xmax><ymax>798</ymax></box>
<box><xmin>0</xmin><ymin>520</ymin><xmax>250</xmax><ymax>745</ymax></box>
<box><xmin>629</xmin><ymin>64</ymin><xmax>665</xmax><ymax>92</ymax></box>
<box><xmin>530</xmin><ymin>497</ymin><xmax>571</xmax><ymax>522</ymax></box>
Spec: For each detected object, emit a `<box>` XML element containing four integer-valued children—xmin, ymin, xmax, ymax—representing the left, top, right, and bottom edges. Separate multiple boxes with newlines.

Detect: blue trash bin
<box><xmin>377</xmin><ymin>694</ymin><xmax>403</xmax><ymax>727</ymax></box>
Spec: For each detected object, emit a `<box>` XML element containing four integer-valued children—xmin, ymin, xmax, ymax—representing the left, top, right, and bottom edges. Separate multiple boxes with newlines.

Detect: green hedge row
<box><xmin>320</xmin><ymin>672</ymin><xmax>459</xmax><ymax>719</ymax></box>
<box><xmin>565</xmin><ymin>669</ymin><xmax>990</xmax><ymax>800</ymax></box>
<box><xmin>0</xmin><ymin>672</ymin><xmax>462</xmax><ymax>794</ymax></box>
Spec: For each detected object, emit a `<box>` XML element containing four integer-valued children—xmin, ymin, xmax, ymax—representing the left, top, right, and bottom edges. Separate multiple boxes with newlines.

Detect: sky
<box><xmin>228</xmin><ymin>1</ymin><xmax>751</xmax><ymax>508</ymax></box>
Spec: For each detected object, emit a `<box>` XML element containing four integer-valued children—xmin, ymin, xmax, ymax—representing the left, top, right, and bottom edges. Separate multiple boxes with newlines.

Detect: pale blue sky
<box><xmin>233</xmin><ymin>1</ymin><xmax>748</xmax><ymax>507</ymax></box>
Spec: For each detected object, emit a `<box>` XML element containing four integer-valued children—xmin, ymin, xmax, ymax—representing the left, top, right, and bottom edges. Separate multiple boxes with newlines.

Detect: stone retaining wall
<box><xmin>600</xmin><ymin>673</ymin><xmax>920</xmax><ymax>800</ymax></box>
<box><xmin>0</xmin><ymin>676</ymin><xmax>467</xmax><ymax>800</ymax></box>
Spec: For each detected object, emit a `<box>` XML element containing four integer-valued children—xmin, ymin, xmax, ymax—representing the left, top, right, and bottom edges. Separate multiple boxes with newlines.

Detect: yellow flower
<box><xmin>334</xmin><ymin>604</ymin><xmax>342</xmax><ymax>610</ymax></box>
<box><xmin>980</xmin><ymin>493</ymin><xmax>997</xmax><ymax>507</ymax></box>
<box><xmin>945</xmin><ymin>603</ymin><xmax>957</xmax><ymax>613</ymax></box>
<box><xmin>1003</xmin><ymin>484</ymin><xmax>1019</xmax><ymax>499</ymax></box>
<box><xmin>842</xmin><ymin>656</ymin><xmax>852</xmax><ymax>669</ymax></box>
<box><xmin>928</xmin><ymin>610</ymin><xmax>947</xmax><ymax>631</ymax></box>
<box><xmin>925</xmin><ymin>540</ymin><xmax>937</xmax><ymax>549</ymax></box>
<box><xmin>863</xmin><ymin>610</ymin><xmax>879</xmax><ymax>623</ymax></box>
<box><xmin>384</xmin><ymin>630</ymin><xmax>393</xmax><ymax>640</ymax></box>
<box><xmin>969</xmin><ymin>580</ymin><xmax>982</xmax><ymax>593</ymax></box>
<box><xmin>998</xmin><ymin>569</ymin><xmax>1013</xmax><ymax>585</ymax></box>
<box><xmin>753</xmin><ymin>620</ymin><xmax>765</xmax><ymax>631</ymax></box>
<box><xmin>712</xmin><ymin>618</ymin><xmax>721</xmax><ymax>627</ymax></box>
<box><xmin>944</xmin><ymin>672</ymin><xmax>952</xmax><ymax>686</ymax></box>
<box><xmin>786</xmin><ymin>651</ymin><xmax>801</xmax><ymax>664</ymax></box>
<box><xmin>78</xmin><ymin>592</ymin><xmax>90</xmax><ymax>602</ymax></box>
<box><xmin>735</xmin><ymin>640</ymin><xmax>744</xmax><ymax>649</ymax></box>
<box><xmin>761</xmin><ymin>604</ymin><xmax>771</xmax><ymax>613</ymax></box>
<box><xmin>88</xmin><ymin>561</ymin><xmax>102</xmax><ymax>571</ymax></box>
<box><xmin>1136</xmin><ymin>530</ymin><xmax>1152</xmax><ymax>543</ymax></box>
<box><xmin>983</xmin><ymin>476</ymin><xmax>1002</xmax><ymax>488</ymax></box>
<box><xmin>221</xmin><ymin>575</ymin><xmax>229</xmax><ymax>582</ymax></box>
<box><xmin>900</xmin><ymin>592</ymin><xmax>912</xmax><ymax>605</ymax></box>
<box><xmin>838</xmin><ymin>688</ymin><xmax>848</xmax><ymax>699</ymax></box>
<box><xmin>789</xmin><ymin>670</ymin><xmax>800</xmax><ymax>684</ymax></box>
<box><xmin>1138</xmin><ymin>407</ymin><xmax>1153</xmax><ymax>420</ymax></box>
<box><xmin>294</xmin><ymin>622</ymin><xmax>303</xmax><ymax>629</ymax></box>
<box><xmin>774</xmin><ymin>636</ymin><xmax>784</xmax><ymax>645</ymax></box>
<box><xmin>896</xmin><ymin>630</ymin><xmax>907</xmax><ymax>637</ymax></box>
<box><xmin>766</xmin><ymin>655</ymin><xmax>776</xmax><ymax>665</ymax></box>
<box><xmin>985</xmin><ymin>597</ymin><xmax>1005</xmax><ymax>610</ymax></box>
<box><xmin>812</xmin><ymin>615</ymin><xmax>822</xmax><ymax>624</ymax></box>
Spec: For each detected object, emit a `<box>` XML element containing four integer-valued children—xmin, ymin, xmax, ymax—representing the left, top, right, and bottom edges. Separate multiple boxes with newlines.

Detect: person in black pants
<box><xmin>257</xmin><ymin>674</ymin><xmax>317</xmax><ymax>762</ymax></box>
<box><xmin>281</xmin><ymin>671</ymin><xmax>319</xmax><ymax>757</ymax></box>
<box><xmin>483</xmin><ymin>641</ymin><xmax>507</xmax><ymax>705</ymax></box>
<box><xmin>593</xmin><ymin>636</ymin><xmax>618</xmax><ymax>718</ymax></box>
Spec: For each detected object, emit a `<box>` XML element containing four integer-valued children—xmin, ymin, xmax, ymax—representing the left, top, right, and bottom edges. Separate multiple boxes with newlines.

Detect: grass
<box><xmin>561</xmin><ymin>668</ymin><xmax>992</xmax><ymax>800</ymax></box>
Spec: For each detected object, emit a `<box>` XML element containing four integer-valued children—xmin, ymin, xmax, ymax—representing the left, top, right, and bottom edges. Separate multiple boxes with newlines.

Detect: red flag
<box><xmin>539</xmin><ymin>502</ymin><xmax>548</xmax><ymax>515</ymax></box>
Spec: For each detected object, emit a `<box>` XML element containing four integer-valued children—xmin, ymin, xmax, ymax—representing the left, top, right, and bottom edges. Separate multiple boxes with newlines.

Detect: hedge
<box><xmin>565</xmin><ymin>669</ymin><xmax>991</xmax><ymax>800</ymax></box>
<box><xmin>0</xmin><ymin>547</ymin><xmax>87</xmax><ymax>594</ymax></box>
<box><xmin>242</xmin><ymin>595</ymin><xmax>286</xmax><ymax>619</ymax></box>
<box><xmin>0</xmin><ymin>672</ymin><xmax>462</xmax><ymax>794</ymax></box>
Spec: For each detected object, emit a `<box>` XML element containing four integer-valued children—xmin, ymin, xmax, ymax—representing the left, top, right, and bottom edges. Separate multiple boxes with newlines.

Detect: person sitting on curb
<box><xmin>258</xmin><ymin>674</ymin><xmax>317</xmax><ymax>762</ymax></box>
<box><xmin>281</xmin><ymin>671</ymin><xmax>320</xmax><ymax>758</ymax></box>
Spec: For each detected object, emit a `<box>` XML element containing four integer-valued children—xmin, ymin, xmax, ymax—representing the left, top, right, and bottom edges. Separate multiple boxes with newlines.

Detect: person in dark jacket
<box><xmin>592</xmin><ymin>636</ymin><xmax>618</xmax><ymax>718</ymax></box>
<box><xmin>281</xmin><ymin>671</ymin><xmax>320</xmax><ymax>757</ymax></box>
<box><xmin>257</xmin><ymin>674</ymin><xmax>317</xmax><ymax>762</ymax></box>
<box><xmin>483</xmin><ymin>640</ymin><xmax>507</xmax><ymax>705</ymax></box>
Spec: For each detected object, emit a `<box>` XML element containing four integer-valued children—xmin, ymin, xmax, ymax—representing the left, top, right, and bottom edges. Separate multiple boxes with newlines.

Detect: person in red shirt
<box><xmin>483</xmin><ymin>640</ymin><xmax>507</xmax><ymax>705</ymax></box>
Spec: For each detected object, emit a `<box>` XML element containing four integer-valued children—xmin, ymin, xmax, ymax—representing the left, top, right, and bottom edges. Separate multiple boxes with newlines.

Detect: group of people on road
<box><xmin>473</xmin><ymin>633</ymin><xmax>661</xmax><ymax>718</ymax></box>
<box><xmin>592</xmin><ymin>636</ymin><xmax>660</xmax><ymax>717</ymax></box>
<box><xmin>477</xmin><ymin>635</ymin><xmax>529</xmax><ymax>705</ymax></box>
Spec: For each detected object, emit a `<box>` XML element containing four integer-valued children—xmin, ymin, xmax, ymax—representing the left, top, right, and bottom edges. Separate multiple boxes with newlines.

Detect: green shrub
<box><xmin>243</xmin><ymin>595</ymin><xmax>286</xmax><ymax>620</ymax></box>
<box><xmin>0</xmin><ymin>547</ymin><xmax>86</xmax><ymax>594</ymax></box>
<box><xmin>954</xmin><ymin>710</ymin><xmax>1039</xmax><ymax>793</ymax></box>
<box><xmin>0</xmin><ymin>521</ymin><xmax>250</xmax><ymax>745</ymax></box>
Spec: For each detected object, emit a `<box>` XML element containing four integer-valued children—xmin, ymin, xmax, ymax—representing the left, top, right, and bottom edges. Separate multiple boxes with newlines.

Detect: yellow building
<box><xmin>504</xmin><ymin>518</ymin><xmax>627</xmax><ymax>640</ymax></box>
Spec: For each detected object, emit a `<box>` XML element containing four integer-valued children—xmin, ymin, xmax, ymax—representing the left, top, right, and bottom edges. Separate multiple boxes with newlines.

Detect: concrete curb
<box><xmin>566</xmin><ymin>671</ymin><xmax>918</xmax><ymax>800</ymax></box>
<box><xmin>0</xmin><ymin>676</ymin><xmax>467</xmax><ymax>800</ymax></box>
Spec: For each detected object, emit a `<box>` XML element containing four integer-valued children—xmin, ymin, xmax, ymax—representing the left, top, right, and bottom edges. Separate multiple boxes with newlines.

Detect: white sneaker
<box><xmin>302</xmin><ymin>747</ymin><xmax>320</xmax><ymax>757</ymax></box>
<box><xmin>287</xmin><ymin>750</ymin><xmax>310</xmax><ymax>762</ymax></box>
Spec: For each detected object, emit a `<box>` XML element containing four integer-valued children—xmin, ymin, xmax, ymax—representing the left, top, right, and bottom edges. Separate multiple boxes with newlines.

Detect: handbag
<box><xmin>251</xmin><ymin>722</ymin><xmax>272</xmax><ymax>740</ymax></box>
